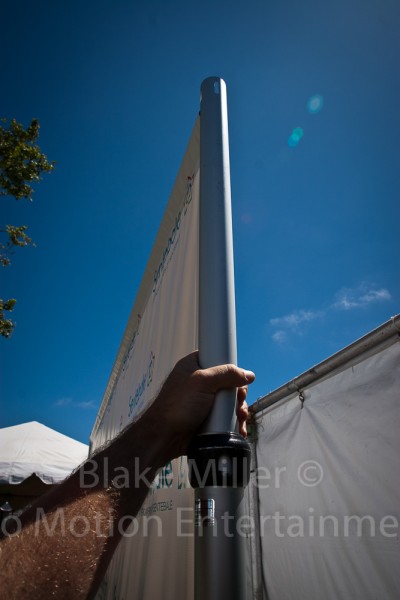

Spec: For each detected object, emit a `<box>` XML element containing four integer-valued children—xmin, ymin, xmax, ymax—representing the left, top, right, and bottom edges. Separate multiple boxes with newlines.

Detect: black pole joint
<box><xmin>187</xmin><ymin>432</ymin><xmax>251</xmax><ymax>488</ymax></box>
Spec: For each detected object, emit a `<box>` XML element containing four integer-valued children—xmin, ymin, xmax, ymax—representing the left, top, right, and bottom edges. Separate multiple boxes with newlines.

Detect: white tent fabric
<box><xmin>248</xmin><ymin>331</ymin><xmax>400</xmax><ymax>599</ymax></box>
<box><xmin>0</xmin><ymin>421</ymin><xmax>89</xmax><ymax>485</ymax></box>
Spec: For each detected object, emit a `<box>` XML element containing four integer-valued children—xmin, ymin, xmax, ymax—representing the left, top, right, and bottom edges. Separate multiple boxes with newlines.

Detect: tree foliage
<box><xmin>1</xmin><ymin>117</ymin><xmax>54</xmax><ymax>338</ymax></box>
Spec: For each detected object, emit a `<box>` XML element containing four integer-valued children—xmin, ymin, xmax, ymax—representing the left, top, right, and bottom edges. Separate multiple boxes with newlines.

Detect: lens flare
<box><xmin>288</xmin><ymin>127</ymin><xmax>304</xmax><ymax>147</ymax></box>
<box><xmin>307</xmin><ymin>94</ymin><xmax>324</xmax><ymax>114</ymax></box>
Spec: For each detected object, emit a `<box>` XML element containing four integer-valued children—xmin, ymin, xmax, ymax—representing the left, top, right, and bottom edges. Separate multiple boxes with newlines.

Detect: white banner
<box><xmin>91</xmin><ymin>118</ymin><xmax>199</xmax><ymax>600</ymax></box>
<box><xmin>249</xmin><ymin>335</ymin><xmax>400</xmax><ymax>600</ymax></box>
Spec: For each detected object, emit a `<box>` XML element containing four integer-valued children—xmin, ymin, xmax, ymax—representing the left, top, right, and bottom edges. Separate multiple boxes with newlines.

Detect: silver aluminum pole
<box><xmin>188</xmin><ymin>77</ymin><xmax>250</xmax><ymax>600</ymax></box>
<box><xmin>198</xmin><ymin>76</ymin><xmax>237</xmax><ymax>433</ymax></box>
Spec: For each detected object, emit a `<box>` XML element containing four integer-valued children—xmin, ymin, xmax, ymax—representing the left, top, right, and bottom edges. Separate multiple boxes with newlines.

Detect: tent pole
<box><xmin>188</xmin><ymin>77</ymin><xmax>250</xmax><ymax>600</ymax></box>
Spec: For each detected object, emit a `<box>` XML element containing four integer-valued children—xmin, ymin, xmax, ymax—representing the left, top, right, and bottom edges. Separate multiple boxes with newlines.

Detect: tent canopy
<box><xmin>0</xmin><ymin>421</ymin><xmax>88</xmax><ymax>485</ymax></box>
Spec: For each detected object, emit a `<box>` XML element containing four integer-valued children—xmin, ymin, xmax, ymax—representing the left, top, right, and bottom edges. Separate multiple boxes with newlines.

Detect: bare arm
<box><xmin>0</xmin><ymin>352</ymin><xmax>254</xmax><ymax>600</ymax></box>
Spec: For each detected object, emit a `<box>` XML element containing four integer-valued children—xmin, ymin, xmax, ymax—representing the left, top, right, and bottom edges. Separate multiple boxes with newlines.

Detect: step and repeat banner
<box><xmin>92</xmin><ymin>119</ymin><xmax>200</xmax><ymax>600</ymax></box>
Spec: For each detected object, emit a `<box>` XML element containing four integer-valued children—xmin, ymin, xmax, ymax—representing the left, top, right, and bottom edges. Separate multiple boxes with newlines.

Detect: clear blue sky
<box><xmin>1</xmin><ymin>0</ymin><xmax>399</xmax><ymax>443</ymax></box>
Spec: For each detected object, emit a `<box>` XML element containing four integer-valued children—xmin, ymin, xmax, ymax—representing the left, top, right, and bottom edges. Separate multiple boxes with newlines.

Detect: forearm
<box><xmin>0</xmin><ymin>404</ymin><xmax>171</xmax><ymax>600</ymax></box>
<box><xmin>0</xmin><ymin>353</ymin><xmax>254</xmax><ymax>600</ymax></box>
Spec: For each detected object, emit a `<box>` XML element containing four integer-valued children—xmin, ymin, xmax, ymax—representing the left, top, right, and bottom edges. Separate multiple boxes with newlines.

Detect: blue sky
<box><xmin>1</xmin><ymin>0</ymin><xmax>399</xmax><ymax>443</ymax></box>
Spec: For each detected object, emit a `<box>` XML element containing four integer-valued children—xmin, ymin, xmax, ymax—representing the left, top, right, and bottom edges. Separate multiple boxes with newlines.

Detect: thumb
<box><xmin>200</xmin><ymin>363</ymin><xmax>255</xmax><ymax>393</ymax></box>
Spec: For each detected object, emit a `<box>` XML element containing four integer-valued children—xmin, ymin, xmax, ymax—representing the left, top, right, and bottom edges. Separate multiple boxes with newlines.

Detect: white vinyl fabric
<box><xmin>92</xmin><ymin>119</ymin><xmax>200</xmax><ymax>600</ymax></box>
<box><xmin>250</xmin><ymin>336</ymin><xmax>400</xmax><ymax>600</ymax></box>
<box><xmin>0</xmin><ymin>421</ymin><xmax>88</xmax><ymax>484</ymax></box>
<box><xmin>90</xmin><ymin>117</ymin><xmax>200</xmax><ymax>450</ymax></box>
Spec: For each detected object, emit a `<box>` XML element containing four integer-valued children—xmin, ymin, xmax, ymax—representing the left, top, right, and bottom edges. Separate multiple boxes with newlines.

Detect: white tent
<box><xmin>0</xmin><ymin>421</ymin><xmax>88</xmax><ymax>485</ymax></box>
<box><xmin>0</xmin><ymin>421</ymin><xmax>88</xmax><ymax>517</ymax></box>
<box><xmin>245</xmin><ymin>315</ymin><xmax>400</xmax><ymax>599</ymax></box>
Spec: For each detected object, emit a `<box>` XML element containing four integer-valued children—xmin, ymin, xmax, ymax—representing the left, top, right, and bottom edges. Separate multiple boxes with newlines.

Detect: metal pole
<box><xmin>198</xmin><ymin>76</ymin><xmax>237</xmax><ymax>433</ymax></box>
<box><xmin>188</xmin><ymin>77</ymin><xmax>250</xmax><ymax>600</ymax></box>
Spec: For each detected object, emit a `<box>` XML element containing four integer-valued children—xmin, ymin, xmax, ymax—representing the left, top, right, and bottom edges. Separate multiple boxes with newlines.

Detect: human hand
<box><xmin>150</xmin><ymin>351</ymin><xmax>255</xmax><ymax>459</ymax></box>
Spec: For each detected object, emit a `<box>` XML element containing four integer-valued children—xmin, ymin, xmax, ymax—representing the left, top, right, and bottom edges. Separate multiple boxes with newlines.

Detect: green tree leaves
<box><xmin>0</xmin><ymin>298</ymin><xmax>17</xmax><ymax>338</ymax></box>
<box><xmin>1</xmin><ymin>225</ymin><xmax>34</xmax><ymax>266</ymax></box>
<box><xmin>0</xmin><ymin>118</ymin><xmax>54</xmax><ymax>200</ymax></box>
<box><xmin>1</xmin><ymin>118</ymin><xmax>54</xmax><ymax>337</ymax></box>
